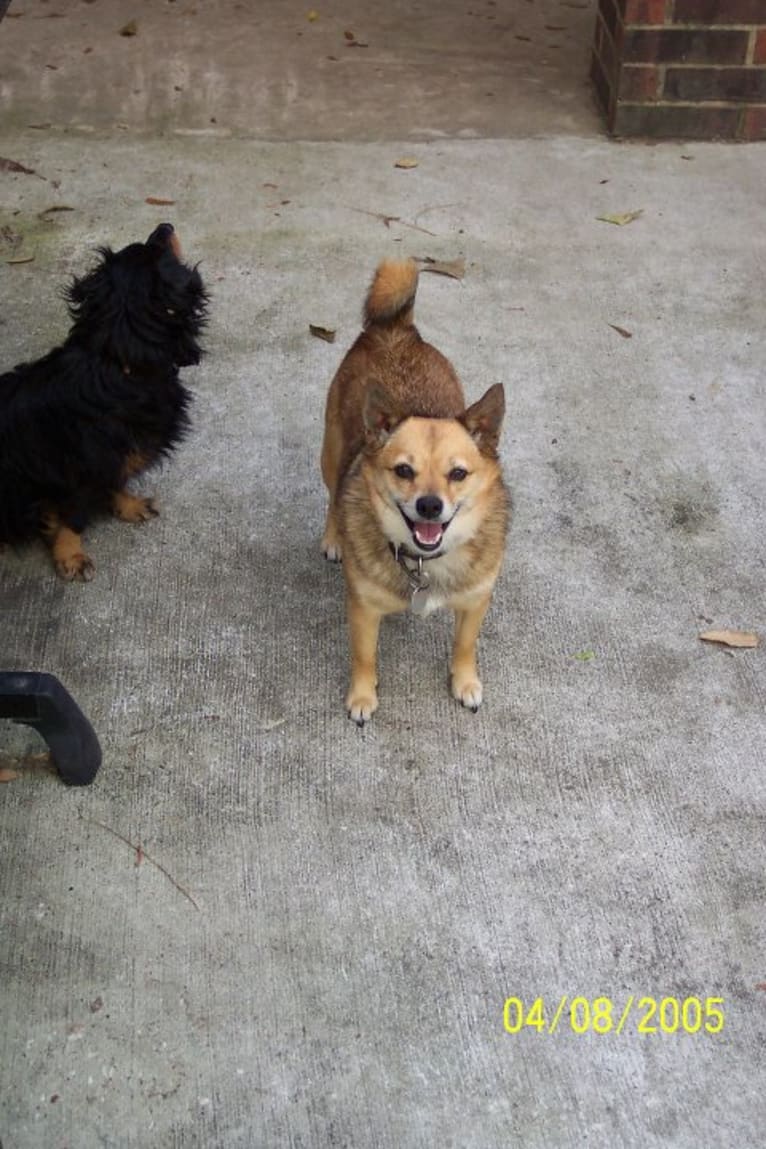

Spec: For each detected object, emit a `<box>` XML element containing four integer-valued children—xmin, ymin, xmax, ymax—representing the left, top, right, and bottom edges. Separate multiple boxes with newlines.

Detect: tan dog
<box><xmin>321</xmin><ymin>259</ymin><xmax>509</xmax><ymax>725</ymax></box>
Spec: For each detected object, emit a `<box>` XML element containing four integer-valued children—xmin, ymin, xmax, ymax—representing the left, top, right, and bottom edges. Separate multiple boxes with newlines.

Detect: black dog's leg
<box><xmin>111</xmin><ymin>451</ymin><xmax>159</xmax><ymax>523</ymax></box>
<box><xmin>111</xmin><ymin>490</ymin><xmax>159</xmax><ymax>523</ymax></box>
<box><xmin>41</xmin><ymin>511</ymin><xmax>95</xmax><ymax>582</ymax></box>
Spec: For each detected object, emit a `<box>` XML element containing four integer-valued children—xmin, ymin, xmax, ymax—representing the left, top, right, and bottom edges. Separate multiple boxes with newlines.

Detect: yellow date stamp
<box><xmin>503</xmin><ymin>996</ymin><xmax>725</xmax><ymax>1036</ymax></box>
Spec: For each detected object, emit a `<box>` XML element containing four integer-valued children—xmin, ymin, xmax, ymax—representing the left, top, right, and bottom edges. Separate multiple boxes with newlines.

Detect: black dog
<box><xmin>0</xmin><ymin>224</ymin><xmax>208</xmax><ymax>580</ymax></box>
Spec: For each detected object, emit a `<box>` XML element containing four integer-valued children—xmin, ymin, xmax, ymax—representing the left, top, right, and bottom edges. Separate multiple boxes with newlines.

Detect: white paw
<box><xmin>452</xmin><ymin>674</ymin><xmax>483</xmax><ymax>713</ymax></box>
<box><xmin>322</xmin><ymin>538</ymin><xmax>342</xmax><ymax>562</ymax></box>
<box><xmin>346</xmin><ymin>688</ymin><xmax>378</xmax><ymax>726</ymax></box>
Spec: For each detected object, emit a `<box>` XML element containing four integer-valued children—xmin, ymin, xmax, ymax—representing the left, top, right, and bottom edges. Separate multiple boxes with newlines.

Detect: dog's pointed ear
<box><xmin>461</xmin><ymin>383</ymin><xmax>505</xmax><ymax>457</ymax></box>
<box><xmin>364</xmin><ymin>383</ymin><xmax>405</xmax><ymax>448</ymax></box>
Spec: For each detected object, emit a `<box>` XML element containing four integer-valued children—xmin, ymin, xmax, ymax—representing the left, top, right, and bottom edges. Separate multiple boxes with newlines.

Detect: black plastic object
<box><xmin>0</xmin><ymin>672</ymin><xmax>102</xmax><ymax>785</ymax></box>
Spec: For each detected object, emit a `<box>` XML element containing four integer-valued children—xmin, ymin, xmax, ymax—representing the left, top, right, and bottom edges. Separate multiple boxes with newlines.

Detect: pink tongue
<box><xmin>414</xmin><ymin>521</ymin><xmax>443</xmax><ymax>546</ymax></box>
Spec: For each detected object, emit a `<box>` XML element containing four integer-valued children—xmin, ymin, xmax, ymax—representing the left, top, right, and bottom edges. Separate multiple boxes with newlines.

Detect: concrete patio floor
<box><xmin>1</xmin><ymin>3</ymin><xmax>765</xmax><ymax>1148</ymax></box>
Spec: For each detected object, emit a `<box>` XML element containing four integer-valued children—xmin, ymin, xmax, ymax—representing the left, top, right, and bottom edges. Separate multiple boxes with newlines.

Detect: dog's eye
<box><xmin>394</xmin><ymin>463</ymin><xmax>415</xmax><ymax>480</ymax></box>
<box><xmin>449</xmin><ymin>467</ymin><xmax>468</xmax><ymax>482</ymax></box>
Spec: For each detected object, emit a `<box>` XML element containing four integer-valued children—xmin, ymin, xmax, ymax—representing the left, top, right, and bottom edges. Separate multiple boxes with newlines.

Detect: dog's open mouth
<box><xmin>399</xmin><ymin>509</ymin><xmax>451</xmax><ymax>553</ymax></box>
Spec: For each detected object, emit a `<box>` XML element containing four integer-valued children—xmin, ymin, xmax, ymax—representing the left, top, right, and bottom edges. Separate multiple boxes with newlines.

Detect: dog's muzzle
<box><xmin>398</xmin><ymin>503</ymin><xmax>453</xmax><ymax>553</ymax></box>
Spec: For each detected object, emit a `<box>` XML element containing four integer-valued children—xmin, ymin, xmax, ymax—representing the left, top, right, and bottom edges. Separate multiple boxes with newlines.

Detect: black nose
<box><xmin>415</xmin><ymin>495</ymin><xmax>443</xmax><ymax>520</ymax></box>
<box><xmin>147</xmin><ymin>222</ymin><xmax>175</xmax><ymax>246</ymax></box>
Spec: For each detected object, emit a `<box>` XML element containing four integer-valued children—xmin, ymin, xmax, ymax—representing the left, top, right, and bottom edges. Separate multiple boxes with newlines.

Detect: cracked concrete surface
<box><xmin>1</xmin><ymin>3</ymin><xmax>765</xmax><ymax>1148</ymax></box>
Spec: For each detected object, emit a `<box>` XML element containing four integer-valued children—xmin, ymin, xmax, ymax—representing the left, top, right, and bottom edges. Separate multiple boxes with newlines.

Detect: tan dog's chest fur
<box><xmin>321</xmin><ymin>259</ymin><xmax>510</xmax><ymax>724</ymax></box>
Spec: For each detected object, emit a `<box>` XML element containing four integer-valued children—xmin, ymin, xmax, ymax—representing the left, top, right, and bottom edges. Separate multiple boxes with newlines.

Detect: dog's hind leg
<box><xmin>320</xmin><ymin>418</ymin><xmax>343</xmax><ymax>561</ymax></box>
<box><xmin>42</xmin><ymin>513</ymin><xmax>95</xmax><ymax>582</ymax></box>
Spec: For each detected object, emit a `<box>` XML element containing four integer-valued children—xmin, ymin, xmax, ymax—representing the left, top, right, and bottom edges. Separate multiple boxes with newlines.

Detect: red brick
<box><xmin>754</xmin><ymin>30</ymin><xmax>766</xmax><ymax>65</ymax></box>
<box><xmin>624</xmin><ymin>28</ymin><xmax>749</xmax><ymax>63</ymax></box>
<box><xmin>665</xmin><ymin>65</ymin><xmax>766</xmax><ymax>101</ymax></box>
<box><xmin>674</xmin><ymin>0</ymin><xmax>766</xmax><ymax>22</ymax></box>
<box><xmin>611</xmin><ymin>102</ymin><xmax>740</xmax><ymax>136</ymax></box>
<box><xmin>619</xmin><ymin>64</ymin><xmax>662</xmax><ymax>99</ymax></box>
<box><xmin>740</xmin><ymin>106</ymin><xmax>766</xmax><ymax>138</ymax></box>
<box><xmin>624</xmin><ymin>0</ymin><xmax>667</xmax><ymax>23</ymax></box>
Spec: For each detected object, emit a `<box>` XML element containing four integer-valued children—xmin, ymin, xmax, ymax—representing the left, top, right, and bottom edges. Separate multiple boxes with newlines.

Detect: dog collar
<box><xmin>389</xmin><ymin>541</ymin><xmax>443</xmax><ymax>568</ymax></box>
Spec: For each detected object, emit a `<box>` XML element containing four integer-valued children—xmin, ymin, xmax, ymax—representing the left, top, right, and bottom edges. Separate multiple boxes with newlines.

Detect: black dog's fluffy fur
<box><xmin>0</xmin><ymin>224</ymin><xmax>207</xmax><ymax>578</ymax></box>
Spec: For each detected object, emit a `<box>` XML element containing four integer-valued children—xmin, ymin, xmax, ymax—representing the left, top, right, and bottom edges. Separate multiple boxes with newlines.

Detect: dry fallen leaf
<box><xmin>414</xmin><ymin>256</ymin><xmax>466</xmax><ymax>280</ymax></box>
<box><xmin>38</xmin><ymin>205</ymin><xmax>75</xmax><ymax>217</ymax></box>
<box><xmin>395</xmin><ymin>157</ymin><xmax>419</xmax><ymax>169</ymax></box>
<box><xmin>119</xmin><ymin>20</ymin><xmax>138</xmax><ymax>37</ymax></box>
<box><xmin>307</xmin><ymin>9</ymin><xmax>320</xmax><ymax>20</ymax></box>
<box><xmin>0</xmin><ymin>156</ymin><xmax>37</xmax><ymax>175</ymax></box>
<box><xmin>0</xmin><ymin>751</ymin><xmax>54</xmax><ymax>776</ymax></box>
<box><xmin>310</xmin><ymin>324</ymin><xmax>336</xmax><ymax>343</ymax></box>
<box><xmin>145</xmin><ymin>196</ymin><xmax>176</xmax><ymax>206</ymax></box>
<box><xmin>6</xmin><ymin>253</ymin><xmax>35</xmax><ymax>265</ymax></box>
<box><xmin>596</xmin><ymin>210</ymin><xmax>643</xmax><ymax>226</ymax></box>
<box><xmin>344</xmin><ymin>29</ymin><xmax>355</xmax><ymax>39</ymax></box>
<box><xmin>256</xmin><ymin>717</ymin><xmax>288</xmax><ymax>731</ymax></box>
<box><xmin>608</xmin><ymin>323</ymin><xmax>632</xmax><ymax>339</ymax></box>
<box><xmin>699</xmin><ymin>630</ymin><xmax>759</xmax><ymax>649</ymax></box>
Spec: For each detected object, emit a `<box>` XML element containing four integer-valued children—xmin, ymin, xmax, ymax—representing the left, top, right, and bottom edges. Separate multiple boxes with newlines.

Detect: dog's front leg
<box><xmin>451</xmin><ymin>594</ymin><xmax>492</xmax><ymax>712</ymax></box>
<box><xmin>321</xmin><ymin>504</ymin><xmax>342</xmax><ymax>562</ymax></box>
<box><xmin>42</xmin><ymin>514</ymin><xmax>95</xmax><ymax>582</ymax></box>
<box><xmin>346</xmin><ymin>593</ymin><xmax>382</xmax><ymax>725</ymax></box>
<box><xmin>112</xmin><ymin>452</ymin><xmax>159</xmax><ymax>523</ymax></box>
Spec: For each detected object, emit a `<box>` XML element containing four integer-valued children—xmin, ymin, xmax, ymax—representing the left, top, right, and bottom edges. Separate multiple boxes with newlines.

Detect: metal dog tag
<box><xmin>410</xmin><ymin>586</ymin><xmax>430</xmax><ymax>615</ymax></box>
<box><xmin>393</xmin><ymin>547</ymin><xmax>432</xmax><ymax>614</ymax></box>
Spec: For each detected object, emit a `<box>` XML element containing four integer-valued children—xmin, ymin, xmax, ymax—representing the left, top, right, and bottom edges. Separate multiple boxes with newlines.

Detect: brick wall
<box><xmin>591</xmin><ymin>0</ymin><xmax>766</xmax><ymax>139</ymax></box>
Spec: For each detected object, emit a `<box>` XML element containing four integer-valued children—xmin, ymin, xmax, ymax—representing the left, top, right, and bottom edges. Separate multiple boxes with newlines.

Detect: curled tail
<box><xmin>363</xmin><ymin>259</ymin><xmax>419</xmax><ymax>328</ymax></box>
